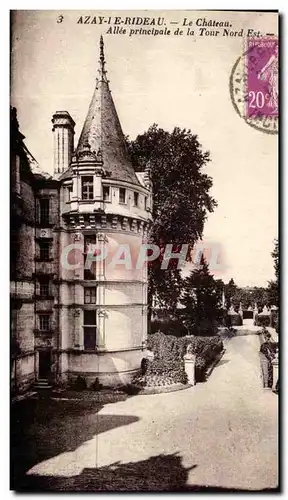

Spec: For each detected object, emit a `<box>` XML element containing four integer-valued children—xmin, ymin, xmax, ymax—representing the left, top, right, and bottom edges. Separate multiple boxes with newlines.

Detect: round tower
<box><xmin>57</xmin><ymin>37</ymin><xmax>152</xmax><ymax>387</ymax></box>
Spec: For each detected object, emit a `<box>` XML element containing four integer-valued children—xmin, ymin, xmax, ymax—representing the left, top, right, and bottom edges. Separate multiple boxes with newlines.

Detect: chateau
<box><xmin>11</xmin><ymin>37</ymin><xmax>152</xmax><ymax>394</ymax></box>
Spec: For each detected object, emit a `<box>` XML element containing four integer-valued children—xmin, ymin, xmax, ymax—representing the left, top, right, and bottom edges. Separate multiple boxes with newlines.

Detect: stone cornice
<box><xmin>54</xmin><ymin>279</ymin><xmax>146</xmax><ymax>285</ymax></box>
<box><xmin>53</xmin><ymin>303</ymin><xmax>145</xmax><ymax>309</ymax></box>
<box><xmin>63</xmin><ymin>212</ymin><xmax>151</xmax><ymax>237</ymax></box>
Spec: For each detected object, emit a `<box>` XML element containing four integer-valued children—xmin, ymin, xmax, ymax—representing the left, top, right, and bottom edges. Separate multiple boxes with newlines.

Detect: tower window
<box><xmin>134</xmin><ymin>192</ymin><xmax>139</xmax><ymax>207</ymax></box>
<box><xmin>84</xmin><ymin>287</ymin><xmax>97</xmax><ymax>304</ymax></box>
<box><xmin>144</xmin><ymin>196</ymin><xmax>148</xmax><ymax>210</ymax></box>
<box><xmin>39</xmin><ymin>314</ymin><xmax>51</xmax><ymax>331</ymax></box>
<box><xmin>83</xmin><ymin>310</ymin><xmax>97</xmax><ymax>350</ymax></box>
<box><xmin>103</xmin><ymin>186</ymin><xmax>110</xmax><ymax>202</ymax></box>
<box><xmin>39</xmin><ymin>199</ymin><xmax>50</xmax><ymax>225</ymax></box>
<box><xmin>39</xmin><ymin>277</ymin><xmax>50</xmax><ymax>297</ymax></box>
<box><xmin>84</xmin><ymin>234</ymin><xmax>96</xmax><ymax>280</ymax></box>
<box><xmin>81</xmin><ymin>176</ymin><xmax>94</xmax><ymax>200</ymax></box>
<box><xmin>39</xmin><ymin>240</ymin><xmax>51</xmax><ymax>261</ymax></box>
<box><xmin>84</xmin><ymin>234</ymin><xmax>96</xmax><ymax>253</ymax></box>
<box><xmin>119</xmin><ymin>187</ymin><xmax>126</xmax><ymax>204</ymax></box>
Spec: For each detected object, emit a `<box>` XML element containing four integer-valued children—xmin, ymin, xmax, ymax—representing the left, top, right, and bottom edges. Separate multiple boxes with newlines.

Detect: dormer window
<box><xmin>119</xmin><ymin>188</ymin><xmax>126</xmax><ymax>204</ymax></box>
<box><xmin>82</xmin><ymin>176</ymin><xmax>93</xmax><ymax>200</ymax></box>
<box><xmin>103</xmin><ymin>185</ymin><xmax>110</xmax><ymax>202</ymax></box>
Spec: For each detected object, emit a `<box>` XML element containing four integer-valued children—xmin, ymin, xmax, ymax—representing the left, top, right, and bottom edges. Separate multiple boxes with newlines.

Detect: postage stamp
<box><xmin>246</xmin><ymin>38</ymin><xmax>278</xmax><ymax>119</ymax></box>
<box><xmin>230</xmin><ymin>36</ymin><xmax>278</xmax><ymax>134</ymax></box>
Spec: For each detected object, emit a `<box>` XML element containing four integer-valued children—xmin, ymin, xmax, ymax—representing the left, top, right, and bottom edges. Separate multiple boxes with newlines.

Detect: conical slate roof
<box><xmin>76</xmin><ymin>37</ymin><xmax>139</xmax><ymax>185</ymax></box>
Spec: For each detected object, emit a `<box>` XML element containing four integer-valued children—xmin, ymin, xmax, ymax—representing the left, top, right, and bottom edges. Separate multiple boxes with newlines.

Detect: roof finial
<box><xmin>99</xmin><ymin>35</ymin><xmax>105</xmax><ymax>74</ymax></box>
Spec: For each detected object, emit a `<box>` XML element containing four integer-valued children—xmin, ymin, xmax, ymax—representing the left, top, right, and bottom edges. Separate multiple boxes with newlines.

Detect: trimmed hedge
<box><xmin>147</xmin><ymin>331</ymin><xmax>186</xmax><ymax>362</ymax></box>
<box><xmin>223</xmin><ymin>312</ymin><xmax>242</xmax><ymax>328</ymax></box>
<box><xmin>147</xmin><ymin>331</ymin><xmax>224</xmax><ymax>383</ymax></box>
<box><xmin>270</xmin><ymin>310</ymin><xmax>279</xmax><ymax>331</ymax></box>
<box><xmin>254</xmin><ymin>314</ymin><xmax>270</xmax><ymax>327</ymax></box>
<box><xmin>276</xmin><ymin>313</ymin><xmax>280</xmax><ymax>334</ymax></box>
<box><xmin>229</xmin><ymin>314</ymin><xmax>243</xmax><ymax>326</ymax></box>
<box><xmin>185</xmin><ymin>335</ymin><xmax>224</xmax><ymax>381</ymax></box>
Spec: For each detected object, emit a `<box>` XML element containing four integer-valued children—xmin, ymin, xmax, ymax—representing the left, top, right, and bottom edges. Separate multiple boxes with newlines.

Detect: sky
<box><xmin>10</xmin><ymin>10</ymin><xmax>278</xmax><ymax>287</ymax></box>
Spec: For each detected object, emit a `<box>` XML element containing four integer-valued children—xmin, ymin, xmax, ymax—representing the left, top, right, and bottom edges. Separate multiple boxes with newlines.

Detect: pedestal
<box><xmin>272</xmin><ymin>358</ymin><xmax>278</xmax><ymax>391</ymax></box>
<box><xmin>146</xmin><ymin>349</ymin><xmax>154</xmax><ymax>362</ymax></box>
<box><xmin>184</xmin><ymin>353</ymin><xmax>196</xmax><ymax>386</ymax></box>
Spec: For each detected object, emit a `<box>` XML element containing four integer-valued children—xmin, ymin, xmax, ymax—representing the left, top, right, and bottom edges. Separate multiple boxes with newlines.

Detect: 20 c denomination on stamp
<box><xmin>230</xmin><ymin>36</ymin><xmax>278</xmax><ymax>134</ymax></box>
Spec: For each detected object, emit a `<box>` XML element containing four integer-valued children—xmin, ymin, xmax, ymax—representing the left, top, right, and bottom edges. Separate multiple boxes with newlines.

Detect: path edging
<box><xmin>125</xmin><ymin>382</ymin><xmax>192</xmax><ymax>396</ymax></box>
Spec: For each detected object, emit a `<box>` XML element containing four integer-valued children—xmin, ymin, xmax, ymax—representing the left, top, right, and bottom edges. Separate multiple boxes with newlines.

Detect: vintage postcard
<box><xmin>10</xmin><ymin>10</ymin><xmax>279</xmax><ymax>492</ymax></box>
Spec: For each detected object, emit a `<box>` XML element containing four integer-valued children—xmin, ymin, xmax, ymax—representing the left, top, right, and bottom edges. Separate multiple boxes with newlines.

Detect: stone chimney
<box><xmin>52</xmin><ymin>111</ymin><xmax>75</xmax><ymax>177</ymax></box>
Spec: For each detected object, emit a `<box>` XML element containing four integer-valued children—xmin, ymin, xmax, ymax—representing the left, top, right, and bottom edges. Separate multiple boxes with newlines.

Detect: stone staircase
<box><xmin>33</xmin><ymin>379</ymin><xmax>53</xmax><ymax>391</ymax></box>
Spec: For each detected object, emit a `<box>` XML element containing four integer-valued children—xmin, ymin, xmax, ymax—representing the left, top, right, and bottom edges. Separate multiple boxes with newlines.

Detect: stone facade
<box><xmin>11</xmin><ymin>107</ymin><xmax>37</xmax><ymax>394</ymax></box>
<box><xmin>10</xmin><ymin>38</ymin><xmax>152</xmax><ymax>393</ymax></box>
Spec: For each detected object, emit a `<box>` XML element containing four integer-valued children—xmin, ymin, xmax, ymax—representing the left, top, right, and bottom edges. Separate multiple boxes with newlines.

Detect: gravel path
<box><xmin>25</xmin><ymin>335</ymin><xmax>278</xmax><ymax>491</ymax></box>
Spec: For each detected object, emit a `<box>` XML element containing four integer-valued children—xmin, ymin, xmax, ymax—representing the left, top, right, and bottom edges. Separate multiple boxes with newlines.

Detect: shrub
<box><xmin>276</xmin><ymin>313</ymin><xmax>280</xmax><ymax>334</ymax></box>
<box><xmin>147</xmin><ymin>332</ymin><xmax>224</xmax><ymax>383</ymax></box>
<box><xmin>271</xmin><ymin>310</ymin><xmax>279</xmax><ymax>330</ymax></box>
<box><xmin>147</xmin><ymin>331</ymin><xmax>180</xmax><ymax>362</ymax></box>
<box><xmin>72</xmin><ymin>375</ymin><xmax>87</xmax><ymax>391</ymax></box>
<box><xmin>187</xmin><ymin>336</ymin><xmax>223</xmax><ymax>381</ymax></box>
<box><xmin>229</xmin><ymin>314</ymin><xmax>243</xmax><ymax>326</ymax></box>
<box><xmin>141</xmin><ymin>357</ymin><xmax>149</xmax><ymax>374</ymax></box>
<box><xmin>195</xmin><ymin>356</ymin><xmax>207</xmax><ymax>382</ymax></box>
<box><xmin>193</xmin><ymin>319</ymin><xmax>220</xmax><ymax>336</ymax></box>
<box><xmin>254</xmin><ymin>314</ymin><xmax>270</xmax><ymax>327</ymax></box>
<box><xmin>150</xmin><ymin>312</ymin><xmax>219</xmax><ymax>338</ymax></box>
<box><xmin>223</xmin><ymin>312</ymin><xmax>242</xmax><ymax>329</ymax></box>
<box><xmin>150</xmin><ymin>317</ymin><xmax>188</xmax><ymax>337</ymax></box>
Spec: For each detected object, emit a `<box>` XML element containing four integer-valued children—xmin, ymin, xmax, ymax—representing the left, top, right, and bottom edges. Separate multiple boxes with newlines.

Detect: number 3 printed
<box><xmin>57</xmin><ymin>15</ymin><xmax>64</xmax><ymax>23</ymax></box>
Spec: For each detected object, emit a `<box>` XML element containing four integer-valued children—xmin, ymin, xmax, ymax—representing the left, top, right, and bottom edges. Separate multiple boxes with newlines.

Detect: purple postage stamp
<box><xmin>246</xmin><ymin>38</ymin><xmax>278</xmax><ymax>119</ymax></box>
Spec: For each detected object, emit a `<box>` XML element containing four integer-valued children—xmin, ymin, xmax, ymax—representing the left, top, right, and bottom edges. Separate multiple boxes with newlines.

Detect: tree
<box><xmin>180</xmin><ymin>256</ymin><xmax>224</xmax><ymax>335</ymax></box>
<box><xmin>224</xmin><ymin>278</ymin><xmax>237</xmax><ymax>309</ymax></box>
<box><xmin>149</xmin><ymin>266</ymin><xmax>182</xmax><ymax>316</ymax></box>
<box><xmin>232</xmin><ymin>286</ymin><xmax>269</xmax><ymax>310</ymax></box>
<box><xmin>128</xmin><ymin>125</ymin><xmax>217</xmax><ymax>314</ymax></box>
<box><xmin>267</xmin><ymin>239</ymin><xmax>279</xmax><ymax>307</ymax></box>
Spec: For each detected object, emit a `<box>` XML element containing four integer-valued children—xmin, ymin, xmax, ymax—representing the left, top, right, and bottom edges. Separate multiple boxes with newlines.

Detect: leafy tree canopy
<box><xmin>128</xmin><ymin>124</ymin><xmax>216</xmax><ymax>247</ymax></box>
<box><xmin>128</xmin><ymin>125</ymin><xmax>217</xmax><ymax>313</ymax></box>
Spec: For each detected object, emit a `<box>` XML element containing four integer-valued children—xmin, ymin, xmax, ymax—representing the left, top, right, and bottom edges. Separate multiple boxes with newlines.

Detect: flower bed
<box><xmin>132</xmin><ymin>358</ymin><xmax>188</xmax><ymax>390</ymax></box>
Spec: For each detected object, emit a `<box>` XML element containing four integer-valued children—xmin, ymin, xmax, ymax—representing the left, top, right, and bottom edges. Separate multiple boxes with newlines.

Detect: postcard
<box><xmin>10</xmin><ymin>10</ymin><xmax>279</xmax><ymax>492</ymax></box>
